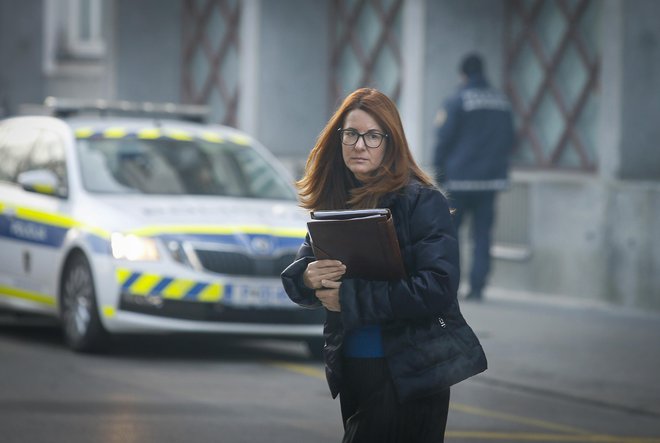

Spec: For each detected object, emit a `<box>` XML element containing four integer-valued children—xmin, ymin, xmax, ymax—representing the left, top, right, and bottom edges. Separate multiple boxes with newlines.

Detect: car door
<box><xmin>0</xmin><ymin>121</ymin><xmax>41</xmax><ymax>302</ymax></box>
<box><xmin>18</xmin><ymin>126</ymin><xmax>71</xmax><ymax>306</ymax></box>
<box><xmin>0</xmin><ymin>120</ymin><xmax>69</xmax><ymax>314</ymax></box>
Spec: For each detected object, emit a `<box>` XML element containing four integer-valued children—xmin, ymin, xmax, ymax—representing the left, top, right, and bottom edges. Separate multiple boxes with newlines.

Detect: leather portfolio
<box><xmin>307</xmin><ymin>208</ymin><xmax>406</xmax><ymax>281</ymax></box>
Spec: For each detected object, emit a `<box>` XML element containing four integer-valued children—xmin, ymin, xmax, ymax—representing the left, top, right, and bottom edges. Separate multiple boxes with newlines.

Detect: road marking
<box><xmin>445</xmin><ymin>432</ymin><xmax>660</xmax><ymax>443</ymax></box>
<box><xmin>270</xmin><ymin>361</ymin><xmax>660</xmax><ymax>443</ymax></box>
<box><xmin>269</xmin><ymin>361</ymin><xmax>586</xmax><ymax>434</ymax></box>
<box><xmin>450</xmin><ymin>403</ymin><xmax>590</xmax><ymax>434</ymax></box>
<box><xmin>269</xmin><ymin>361</ymin><xmax>325</xmax><ymax>379</ymax></box>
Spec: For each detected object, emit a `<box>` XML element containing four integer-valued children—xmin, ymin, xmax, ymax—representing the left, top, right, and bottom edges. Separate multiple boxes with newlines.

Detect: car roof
<box><xmin>65</xmin><ymin>116</ymin><xmax>235</xmax><ymax>134</ymax></box>
<box><xmin>7</xmin><ymin>98</ymin><xmax>255</xmax><ymax>139</ymax></box>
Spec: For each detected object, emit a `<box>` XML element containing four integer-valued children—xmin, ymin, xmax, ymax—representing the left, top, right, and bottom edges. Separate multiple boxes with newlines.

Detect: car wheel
<box><xmin>306</xmin><ymin>337</ymin><xmax>324</xmax><ymax>360</ymax></box>
<box><xmin>60</xmin><ymin>253</ymin><xmax>107</xmax><ymax>352</ymax></box>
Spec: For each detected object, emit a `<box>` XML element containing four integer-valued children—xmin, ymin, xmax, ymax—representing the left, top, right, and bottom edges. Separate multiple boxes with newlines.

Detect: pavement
<box><xmin>457</xmin><ymin>287</ymin><xmax>660</xmax><ymax>419</ymax></box>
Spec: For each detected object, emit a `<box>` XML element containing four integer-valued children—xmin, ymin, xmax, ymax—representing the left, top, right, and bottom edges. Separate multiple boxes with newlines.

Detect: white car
<box><xmin>0</xmin><ymin>100</ymin><xmax>323</xmax><ymax>355</ymax></box>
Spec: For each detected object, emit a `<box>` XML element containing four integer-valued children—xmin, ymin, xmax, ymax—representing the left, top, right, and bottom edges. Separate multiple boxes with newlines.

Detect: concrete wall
<box><xmin>619</xmin><ymin>0</ymin><xmax>660</xmax><ymax>180</ymax></box>
<box><xmin>115</xmin><ymin>0</ymin><xmax>182</xmax><ymax>103</ymax></box>
<box><xmin>256</xmin><ymin>0</ymin><xmax>330</xmax><ymax>172</ymax></box>
<box><xmin>594</xmin><ymin>0</ymin><xmax>660</xmax><ymax>182</ymax></box>
<box><xmin>490</xmin><ymin>176</ymin><xmax>660</xmax><ymax>311</ymax></box>
<box><xmin>42</xmin><ymin>0</ymin><xmax>115</xmax><ymax>101</ymax></box>
<box><xmin>0</xmin><ymin>0</ymin><xmax>45</xmax><ymax>116</ymax></box>
<box><xmin>490</xmin><ymin>174</ymin><xmax>611</xmax><ymax>301</ymax></box>
<box><xmin>487</xmin><ymin>0</ymin><xmax>660</xmax><ymax>310</ymax></box>
<box><xmin>604</xmin><ymin>0</ymin><xmax>660</xmax><ymax>308</ymax></box>
<box><xmin>605</xmin><ymin>183</ymin><xmax>660</xmax><ymax>309</ymax></box>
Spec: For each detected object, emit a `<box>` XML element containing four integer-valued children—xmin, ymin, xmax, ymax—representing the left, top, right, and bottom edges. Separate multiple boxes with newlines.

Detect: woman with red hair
<box><xmin>282</xmin><ymin>88</ymin><xmax>486</xmax><ymax>442</ymax></box>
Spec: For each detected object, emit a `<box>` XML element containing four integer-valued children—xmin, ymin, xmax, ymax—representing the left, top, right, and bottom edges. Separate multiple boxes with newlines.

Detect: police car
<box><xmin>0</xmin><ymin>98</ymin><xmax>323</xmax><ymax>355</ymax></box>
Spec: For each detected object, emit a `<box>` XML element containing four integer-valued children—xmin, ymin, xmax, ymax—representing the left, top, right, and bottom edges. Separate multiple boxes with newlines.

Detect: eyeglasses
<box><xmin>338</xmin><ymin>128</ymin><xmax>388</xmax><ymax>149</ymax></box>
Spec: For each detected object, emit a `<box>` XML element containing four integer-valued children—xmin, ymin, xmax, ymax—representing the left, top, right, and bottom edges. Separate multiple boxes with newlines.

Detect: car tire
<box><xmin>306</xmin><ymin>337</ymin><xmax>324</xmax><ymax>361</ymax></box>
<box><xmin>60</xmin><ymin>253</ymin><xmax>108</xmax><ymax>352</ymax></box>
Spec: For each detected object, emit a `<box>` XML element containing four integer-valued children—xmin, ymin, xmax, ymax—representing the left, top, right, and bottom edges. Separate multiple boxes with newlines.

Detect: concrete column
<box><xmin>0</xmin><ymin>0</ymin><xmax>45</xmax><ymax>115</ymax></box>
<box><xmin>115</xmin><ymin>0</ymin><xmax>181</xmax><ymax>103</ymax></box>
<box><xmin>597</xmin><ymin>0</ymin><xmax>623</xmax><ymax>181</ymax></box>
<box><xmin>400</xmin><ymin>0</ymin><xmax>425</xmax><ymax>163</ymax></box>
<box><xmin>618</xmin><ymin>0</ymin><xmax>660</xmax><ymax>180</ymax></box>
<box><xmin>256</xmin><ymin>0</ymin><xmax>330</xmax><ymax>170</ymax></box>
<box><xmin>239</xmin><ymin>0</ymin><xmax>260</xmax><ymax>136</ymax></box>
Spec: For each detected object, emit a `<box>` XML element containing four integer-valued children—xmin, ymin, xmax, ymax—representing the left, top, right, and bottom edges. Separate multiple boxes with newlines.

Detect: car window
<box><xmin>76</xmin><ymin>136</ymin><xmax>297</xmax><ymax>200</ymax></box>
<box><xmin>22</xmin><ymin>129</ymin><xmax>68</xmax><ymax>190</ymax></box>
<box><xmin>0</xmin><ymin>124</ymin><xmax>40</xmax><ymax>183</ymax></box>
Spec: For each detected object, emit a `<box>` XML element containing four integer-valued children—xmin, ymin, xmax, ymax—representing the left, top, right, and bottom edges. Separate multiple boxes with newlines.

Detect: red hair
<box><xmin>297</xmin><ymin>88</ymin><xmax>434</xmax><ymax>210</ymax></box>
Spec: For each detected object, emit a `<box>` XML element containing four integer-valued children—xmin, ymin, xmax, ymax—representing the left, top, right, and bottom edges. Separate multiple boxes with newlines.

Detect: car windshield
<box><xmin>76</xmin><ymin>136</ymin><xmax>296</xmax><ymax>200</ymax></box>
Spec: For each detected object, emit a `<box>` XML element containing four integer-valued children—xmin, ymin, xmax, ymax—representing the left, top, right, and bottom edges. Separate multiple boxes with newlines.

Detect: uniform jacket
<box><xmin>433</xmin><ymin>74</ymin><xmax>515</xmax><ymax>191</ymax></box>
<box><xmin>281</xmin><ymin>180</ymin><xmax>487</xmax><ymax>402</ymax></box>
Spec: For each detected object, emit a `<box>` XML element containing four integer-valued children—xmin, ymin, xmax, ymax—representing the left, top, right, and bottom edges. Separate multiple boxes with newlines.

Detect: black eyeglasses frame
<box><xmin>337</xmin><ymin>128</ymin><xmax>389</xmax><ymax>149</ymax></box>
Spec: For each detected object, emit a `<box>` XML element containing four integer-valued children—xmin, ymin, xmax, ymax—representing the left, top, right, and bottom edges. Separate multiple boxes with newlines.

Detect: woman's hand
<box><xmin>303</xmin><ymin>260</ymin><xmax>346</xmax><ymax>289</ymax></box>
<box><xmin>316</xmin><ymin>279</ymin><xmax>342</xmax><ymax>312</ymax></box>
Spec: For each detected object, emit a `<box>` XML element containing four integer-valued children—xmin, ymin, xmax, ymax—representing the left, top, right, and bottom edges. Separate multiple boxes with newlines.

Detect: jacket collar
<box><xmin>465</xmin><ymin>73</ymin><xmax>489</xmax><ymax>88</ymax></box>
<box><xmin>378</xmin><ymin>177</ymin><xmax>422</xmax><ymax>208</ymax></box>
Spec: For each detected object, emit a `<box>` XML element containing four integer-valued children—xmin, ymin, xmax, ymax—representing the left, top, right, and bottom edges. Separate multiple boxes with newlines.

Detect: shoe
<box><xmin>465</xmin><ymin>291</ymin><xmax>483</xmax><ymax>302</ymax></box>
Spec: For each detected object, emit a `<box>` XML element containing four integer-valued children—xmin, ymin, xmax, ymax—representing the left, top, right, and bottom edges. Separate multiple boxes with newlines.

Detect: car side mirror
<box><xmin>17</xmin><ymin>169</ymin><xmax>68</xmax><ymax>198</ymax></box>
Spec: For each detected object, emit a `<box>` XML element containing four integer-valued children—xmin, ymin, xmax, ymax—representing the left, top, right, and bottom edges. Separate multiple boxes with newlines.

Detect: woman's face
<box><xmin>341</xmin><ymin>109</ymin><xmax>387</xmax><ymax>181</ymax></box>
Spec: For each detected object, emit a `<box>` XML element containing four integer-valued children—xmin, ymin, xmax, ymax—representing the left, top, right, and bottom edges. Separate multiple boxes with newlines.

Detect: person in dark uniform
<box><xmin>433</xmin><ymin>52</ymin><xmax>515</xmax><ymax>302</ymax></box>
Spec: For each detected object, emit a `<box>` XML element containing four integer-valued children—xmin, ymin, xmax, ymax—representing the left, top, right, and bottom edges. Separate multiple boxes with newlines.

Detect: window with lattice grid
<box><xmin>505</xmin><ymin>0</ymin><xmax>601</xmax><ymax>171</ymax></box>
<box><xmin>330</xmin><ymin>0</ymin><xmax>403</xmax><ymax>107</ymax></box>
<box><xmin>182</xmin><ymin>0</ymin><xmax>241</xmax><ymax>126</ymax></box>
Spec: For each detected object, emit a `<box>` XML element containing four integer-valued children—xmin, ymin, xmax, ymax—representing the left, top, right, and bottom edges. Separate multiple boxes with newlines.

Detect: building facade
<box><xmin>1</xmin><ymin>0</ymin><xmax>659</xmax><ymax>309</ymax></box>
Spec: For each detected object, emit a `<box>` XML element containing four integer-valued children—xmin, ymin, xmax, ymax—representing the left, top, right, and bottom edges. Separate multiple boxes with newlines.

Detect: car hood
<box><xmin>84</xmin><ymin>194</ymin><xmax>308</xmax><ymax>237</ymax></box>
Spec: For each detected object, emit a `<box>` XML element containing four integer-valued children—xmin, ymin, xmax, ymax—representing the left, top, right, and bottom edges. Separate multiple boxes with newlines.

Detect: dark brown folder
<box><xmin>307</xmin><ymin>209</ymin><xmax>406</xmax><ymax>281</ymax></box>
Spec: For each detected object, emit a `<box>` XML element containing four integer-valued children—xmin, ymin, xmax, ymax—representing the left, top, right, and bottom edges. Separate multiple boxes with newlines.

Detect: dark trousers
<box><xmin>450</xmin><ymin>191</ymin><xmax>497</xmax><ymax>294</ymax></box>
<box><xmin>339</xmin><ymin>358</ymin><xmax>450</xmax><ymax>443</ymax></box>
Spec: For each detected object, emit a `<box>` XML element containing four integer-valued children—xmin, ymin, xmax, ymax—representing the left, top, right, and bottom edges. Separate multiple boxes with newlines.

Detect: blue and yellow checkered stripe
<box><xmin>116</xmin><ymin>268</ymin><xmax>224</xmax><ymax>302</ymax></box>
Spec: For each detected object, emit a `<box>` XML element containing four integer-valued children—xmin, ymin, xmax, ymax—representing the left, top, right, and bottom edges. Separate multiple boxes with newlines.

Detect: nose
<box><xmin>353</xmin><ymin>134</ymin><xmax>368</xmax><ymax>150</ymax></box>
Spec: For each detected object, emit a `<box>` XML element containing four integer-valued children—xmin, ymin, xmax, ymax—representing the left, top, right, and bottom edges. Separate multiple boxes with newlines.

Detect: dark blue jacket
<box><xmin>433</xmin><ymin>75</ymin><xmax>515</xmax><ymax>191</ymax></box>
<box><xmin>281</xmin><ymin>181</ymin><xmax>487</xmax><ymax>402</ymax></box>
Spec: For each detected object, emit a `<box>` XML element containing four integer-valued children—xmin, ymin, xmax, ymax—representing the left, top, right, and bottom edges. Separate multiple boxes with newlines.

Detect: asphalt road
<box><xmin>1</xmin><ymin>297</ymin><xmax>659</xmax><ymax>443</ymax></box>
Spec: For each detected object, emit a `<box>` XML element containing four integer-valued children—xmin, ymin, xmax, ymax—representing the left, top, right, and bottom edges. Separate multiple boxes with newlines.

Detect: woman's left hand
<box><xmin>315</xmin><ymin>279</ymin><xmax>342</xmax><ymax>312</ymax></box>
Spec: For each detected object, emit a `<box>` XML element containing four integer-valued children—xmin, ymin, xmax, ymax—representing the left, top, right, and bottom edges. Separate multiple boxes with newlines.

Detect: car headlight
<box><xmin>110</xmin><ymin>233</ymin><xmax>160</xmax><ymax>261</ymax></box>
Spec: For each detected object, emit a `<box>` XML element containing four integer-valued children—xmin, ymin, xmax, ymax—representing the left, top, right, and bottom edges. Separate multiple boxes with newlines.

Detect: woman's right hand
<box><xmin>303</xmin><ymin>260</ymin><xmax>346</xmax><ymax>289</ymax></box>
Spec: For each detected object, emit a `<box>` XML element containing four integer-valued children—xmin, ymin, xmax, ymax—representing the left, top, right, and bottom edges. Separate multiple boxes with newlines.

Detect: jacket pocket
<box><xmin>397</xmin><ymin>320</ymin><xmax>463</xmax><ymax>374</ymax></box>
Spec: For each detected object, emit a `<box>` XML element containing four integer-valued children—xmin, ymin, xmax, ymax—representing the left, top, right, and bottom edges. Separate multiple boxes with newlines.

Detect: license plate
<box><xmin>224</xmin><ymin>283</ymin><xmax>295</xmax><ymax>308</ymax></box>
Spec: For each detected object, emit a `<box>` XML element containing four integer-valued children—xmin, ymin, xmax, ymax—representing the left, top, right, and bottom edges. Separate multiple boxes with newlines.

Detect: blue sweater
<box><xmin>343</xmin><ymin>325</ymin><xmax>384</xmax><ymax>358</ymax></box>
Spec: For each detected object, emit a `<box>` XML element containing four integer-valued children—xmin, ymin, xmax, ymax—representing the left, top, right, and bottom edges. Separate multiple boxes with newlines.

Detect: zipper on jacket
<box><xmin>438</xmin><ymin>317</ymin><xmax>446</xmax><ymax>328</ymax></box>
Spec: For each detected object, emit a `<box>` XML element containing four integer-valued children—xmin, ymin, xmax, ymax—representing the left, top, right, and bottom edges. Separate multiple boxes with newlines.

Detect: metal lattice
<box><xmin>505</xmin><ymin>0</ymin><xmax>600</xmax><ymax>171</ymax></box>
<box><xmin>182</xmin><ymin>0</ymin><xmax>240</xmax><ymax>126</ymax></box>
<box><xmin>330</xmin><ymin>0</ymin><xmax>403</xmax><ymax>107</ymax></box>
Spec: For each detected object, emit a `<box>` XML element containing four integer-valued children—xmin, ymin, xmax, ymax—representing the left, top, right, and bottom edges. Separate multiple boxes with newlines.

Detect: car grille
<box><xmin>194</xmin><ymin>249</ymin><xmax>298</xmax><ymax>277</ymax></box>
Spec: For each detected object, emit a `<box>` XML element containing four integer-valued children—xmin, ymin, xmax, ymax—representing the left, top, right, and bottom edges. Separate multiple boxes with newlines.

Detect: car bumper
<box><xmin>104</xmin><ymin>309</ymin><xmax>323</xmax><ymax>336</ymax></box>
<box><xmin>93</xmin><ymin>258</ymin><xmax>323</xmax><ymax>337</ymax></box>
